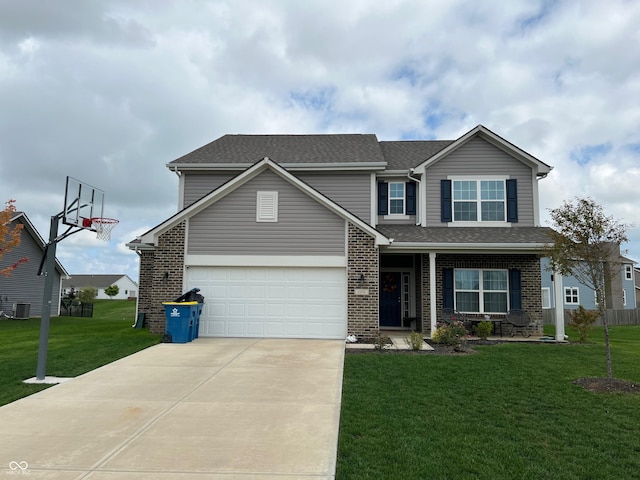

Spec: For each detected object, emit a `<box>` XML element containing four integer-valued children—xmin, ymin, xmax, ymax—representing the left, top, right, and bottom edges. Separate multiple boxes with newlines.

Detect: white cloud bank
<box><xmin>0</xmin><ymin>0</ymin><xmax>638</xmax><ymax>281</ymax></box>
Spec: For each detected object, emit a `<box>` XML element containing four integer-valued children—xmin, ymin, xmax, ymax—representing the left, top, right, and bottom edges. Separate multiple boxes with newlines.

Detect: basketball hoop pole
<box><xmin>36</xmin><ymin>212</ymin><xmax>62</xmax><ymax>380</ymax></box>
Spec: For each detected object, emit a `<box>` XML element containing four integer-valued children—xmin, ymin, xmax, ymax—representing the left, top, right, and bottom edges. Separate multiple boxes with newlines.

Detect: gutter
<box><xmin>166</xmin><ymin>162</ymin><xmax>388</xmax><ymax>172</ymax></box>
<box><xmin>385</xmin><ymin>242</ymin><xmax>552</xmax><ymax>253</ymax></box>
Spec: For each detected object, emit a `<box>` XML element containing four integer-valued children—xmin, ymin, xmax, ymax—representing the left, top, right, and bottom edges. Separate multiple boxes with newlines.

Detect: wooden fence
<box><xmin>543</xmin><ymin>309</ymin><xmax>640</xmax><ymax>326</ymax></box>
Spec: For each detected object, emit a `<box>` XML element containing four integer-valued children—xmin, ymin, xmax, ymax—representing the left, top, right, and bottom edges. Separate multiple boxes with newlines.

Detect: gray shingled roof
<box><xmin>377</xmin><ymin>225</ymin><xmax>555</xmax><ymax>245</ymax></box>
<box><xmin>379</xmin><ymin>140</ymin><xmax>454</xmax><ymax>170</ymax></box>
<box><xmin>62</xmin><ymin>274</ymin><xmax>134</xmax><ymax>289</ymax></box>
<box><xmin>169</xmin><ymin>134</ymin><xmax>386</xmax><ymax>165</ymax></box>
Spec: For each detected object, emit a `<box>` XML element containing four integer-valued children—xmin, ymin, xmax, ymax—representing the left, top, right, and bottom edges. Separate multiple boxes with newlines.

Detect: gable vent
<box><xmin>256</xmin><ymin>191</ymin><xmax>278</xmax><ymax>222</ymax></box>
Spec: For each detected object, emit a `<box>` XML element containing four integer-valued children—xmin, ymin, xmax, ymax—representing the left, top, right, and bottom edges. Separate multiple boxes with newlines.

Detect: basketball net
<box><xmin>91</xmin><ymin>218</ymin><xmax>119</xmax><ymax>241</ymax></box>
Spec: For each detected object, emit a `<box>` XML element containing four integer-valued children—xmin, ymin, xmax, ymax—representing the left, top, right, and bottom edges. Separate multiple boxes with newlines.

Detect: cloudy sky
<box><xmin>1</xmin><ymin>0</ymin><xmax>639</xmax><ymax>283</ymax></box>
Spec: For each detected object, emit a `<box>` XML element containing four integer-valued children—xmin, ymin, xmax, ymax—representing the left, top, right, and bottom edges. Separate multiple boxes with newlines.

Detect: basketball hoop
<box><xmin>88</xmin><ymin>217</ymin><xmax>119</xmax><ymax>241</ymax></box>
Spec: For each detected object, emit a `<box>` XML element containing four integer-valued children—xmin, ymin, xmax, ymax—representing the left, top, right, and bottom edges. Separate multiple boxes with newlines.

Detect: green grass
<box><xmin>0</xmin><ymin>299</ymin><xmax>161</xmax><ymax>406</ymax></box>
<box><xmin>337</xmin><ymin>325</ymin><xmax>640</xmax><ymax>479</ymax></box>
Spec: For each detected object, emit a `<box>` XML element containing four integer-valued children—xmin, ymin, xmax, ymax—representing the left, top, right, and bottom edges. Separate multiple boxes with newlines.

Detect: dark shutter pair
<box><xmin>440</xmin><ymin>179</ymin><xmax>518</xmax><ymax>222</ymax></box>
<box><xmin>442</xmin><ymin>268</ymin><xmax>522</xmax><ymax>310</ymax></box>
<box><xmin>377</xmin><ymin>182</ymin><xmax>416</xmax><ymax>215</ymax></box>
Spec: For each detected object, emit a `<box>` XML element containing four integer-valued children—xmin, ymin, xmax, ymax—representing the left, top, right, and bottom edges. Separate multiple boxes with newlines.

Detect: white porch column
<box><xmin>429</xmin><ymin>252</ymin><xmax>437</xmax><ymax>338</ymax></box>
<box><xmin>553</xmin><ymin>269</ymin><xmax>566</xmax><ymax>341</ymax></box>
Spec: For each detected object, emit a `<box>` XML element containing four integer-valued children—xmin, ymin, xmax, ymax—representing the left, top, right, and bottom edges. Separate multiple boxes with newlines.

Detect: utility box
<box><xmin>14</xmin><ymin>303</ymin><xmax>30</xmax><ymax>319</ymax></box>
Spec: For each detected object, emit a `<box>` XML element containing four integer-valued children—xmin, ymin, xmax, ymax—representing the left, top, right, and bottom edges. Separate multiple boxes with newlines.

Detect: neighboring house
<box><xmin>635</xmin><ymin>267</ymin><xmax>640</xmax><ymax>309</ymax></box>
<box><xmin>128</xmin><ymin>125</ymin><xmax>554</xmax><ymax>340</ymax></box>
<box><xmin>0</xmin><ymin>212</ymin><xmax>69</xmax><ymax>317</ymax></box>
<box><xmin>540</xmin><ymin>252</ymin><xmax>637</xmax><ymax>311</ymax></box>
<box><xmin>62</xmin><ymin>274</ymin><xmax>138</xmax><ymax>300</ymax></box>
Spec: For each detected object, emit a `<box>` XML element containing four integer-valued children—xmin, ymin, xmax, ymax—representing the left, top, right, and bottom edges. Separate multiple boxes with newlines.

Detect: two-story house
<box><xmin>540</xmin><ymin>252</ymin><xmax>637</xmax><ymax>312</ymax></box>
<box><xmin>128</xmin><ymin>125</ymin><xmax>554</xmax><ymax>340</ymax></box>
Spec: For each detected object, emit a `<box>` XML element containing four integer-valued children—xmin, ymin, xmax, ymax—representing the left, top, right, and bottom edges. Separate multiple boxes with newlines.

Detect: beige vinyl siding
<box><xmin>377</xmin><ymin>215</ymin><xmax>417</xmax><ymax>225</ymax></box>
<box><xmin>424</xmin><ymin>138</ymin><xmax>535</xmax><ymax>226</ymax></box>
<box><xmin>188</xmin><ymin>170</ymin><xmax>345</xmax><ymax>255</ymax></box>
<box><xmin>297</xmin><ymin>172</ymin><xmax>371</xmax><ymax>221</ymax></box>
<box><xmin>183</xmin><ymin>173</ymin><xmax>237</xmax><ymax>207</ymax></box>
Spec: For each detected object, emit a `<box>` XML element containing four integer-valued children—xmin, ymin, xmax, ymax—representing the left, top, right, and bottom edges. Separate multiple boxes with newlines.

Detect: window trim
<box><xmin>564</xmin><ymin>287</ymin><xmax>579</xmax><ymax>305</ymax></box>
<box><xmin>448</xmin><ymin>176</ymin><xmax>509</xmax><ymax>224</ymax></box>
<box><xmin>625</xmin><ymin>265</ymin><xmax>633</xmax><ymax>280</ymax></box>
<box><xmin>454</xmin><ymin>268</ymin><xmax>509</xmax><ymax>314</ymax></box>
<box><xmin>541</xmin><ymin>287</ymin><xmax>551</xmax><ymax>309</ymax></box>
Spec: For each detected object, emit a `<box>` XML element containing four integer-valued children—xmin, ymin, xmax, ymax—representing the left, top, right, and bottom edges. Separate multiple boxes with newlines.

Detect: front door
<box><xmin>380</xmin><ymin>272</ymin><xmax>402</xmax><ymax>327</ymax></box>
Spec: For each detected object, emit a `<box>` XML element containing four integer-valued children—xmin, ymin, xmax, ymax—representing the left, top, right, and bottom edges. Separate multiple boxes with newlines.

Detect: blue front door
<box><xmin>380</xmin><ymin>272</ymin><xmax>402</xmax><ymax>327</ymax></box>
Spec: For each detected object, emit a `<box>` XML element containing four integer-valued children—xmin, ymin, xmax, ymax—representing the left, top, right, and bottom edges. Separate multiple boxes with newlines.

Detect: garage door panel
<box><xmin>187</xmin><ymin>266</ymin><xmax>346</xmax><ymax>339</ymax></box>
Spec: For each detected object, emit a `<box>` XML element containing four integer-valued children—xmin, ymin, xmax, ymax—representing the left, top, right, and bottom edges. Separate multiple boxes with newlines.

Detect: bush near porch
<box><xmin>337</xmin><ymin>325</ymin><xmax>640</xmax><ymax>479</ymax></box>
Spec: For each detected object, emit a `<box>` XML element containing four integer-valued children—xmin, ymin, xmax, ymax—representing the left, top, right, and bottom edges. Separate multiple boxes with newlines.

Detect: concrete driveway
<box><xmin>0</xmin><ymin>338</ymin><xmax>345</xmax><ymax>479</ymax></box>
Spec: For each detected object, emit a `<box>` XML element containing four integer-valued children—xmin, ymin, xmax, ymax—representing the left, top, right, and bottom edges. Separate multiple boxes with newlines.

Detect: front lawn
<box><xmin>0</xmin><ymin>300</ymin><xmax>161</xmax><ymax>406</ymax></box>
<box><xmin>337</xmin><ymin>325</ymin><xmax>640</xmax><ymax>479</ymax></box>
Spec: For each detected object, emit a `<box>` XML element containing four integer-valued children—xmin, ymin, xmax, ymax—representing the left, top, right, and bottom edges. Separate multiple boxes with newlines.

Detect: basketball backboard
<box><xmin>63</xmin><ymin>176</ymin><xmax>105</xmax><ymax>229</ymax></box>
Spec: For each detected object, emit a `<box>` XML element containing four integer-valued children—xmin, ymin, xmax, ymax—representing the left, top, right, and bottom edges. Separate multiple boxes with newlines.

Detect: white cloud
<box><xmin>1</xmin><ymin>0</ymin><xmax>639</xmax><ymax>278</ymax></box>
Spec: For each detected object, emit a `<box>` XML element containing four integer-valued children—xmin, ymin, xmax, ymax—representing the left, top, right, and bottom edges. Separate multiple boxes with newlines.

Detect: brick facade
<box><xmin>419</xmin><ymin>253</ymin><xmax>543</xmax><ymax>336</ymax></box>
<box><xmin>137</xmin><ymin>222</ymin><xmax>186</xmax><ymax>334</ymax></box>
<box><xmin>347</xmin><ymin>223</ymin><xmax>379</xmax><ymax>340</ymax></box>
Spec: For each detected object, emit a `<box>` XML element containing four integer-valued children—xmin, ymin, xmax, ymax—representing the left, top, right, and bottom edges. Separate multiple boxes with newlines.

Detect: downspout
<box><xmin>170</xmin><ymin>165</ymin><xmax>184</xmax><ymax>210</ymax></box>
<box><xmin>408</xmin><ymin>168</ymin><xmax>422</xmax><ymax>226</ymax></box>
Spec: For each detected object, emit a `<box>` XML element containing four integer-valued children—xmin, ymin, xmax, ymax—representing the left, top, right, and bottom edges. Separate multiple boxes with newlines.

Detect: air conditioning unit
<box><xmin>13</xmin><ymin>303</ymin><xmax>30</xmax><ymax>319</ymax></box>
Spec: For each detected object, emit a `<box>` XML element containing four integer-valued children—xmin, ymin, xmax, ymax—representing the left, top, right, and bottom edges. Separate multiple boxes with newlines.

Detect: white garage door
<box><xmin>186</xmin><ymin>266</ymin><xmax>347</xmax><ymax>339</ymax></box>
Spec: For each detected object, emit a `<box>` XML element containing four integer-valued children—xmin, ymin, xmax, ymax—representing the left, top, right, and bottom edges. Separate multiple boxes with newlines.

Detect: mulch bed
<box><xmin>346</xmin><ymin>339</ymin><xmax>502</xmax><ymax>355</ymax></box>
<box><xmin>573</xmin><ymin>377</ymin><xmax>640</xmax><ymax>395</ymax></box>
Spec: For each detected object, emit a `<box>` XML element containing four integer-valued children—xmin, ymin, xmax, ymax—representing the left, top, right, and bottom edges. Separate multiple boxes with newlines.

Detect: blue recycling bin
<box><xmin>163</xmin><ymin>302</ymin><xmax>198</xmax><ymax>343</ymax></box>
<box><xmin>193</xmin><ymin>303</ymin><xmax>203</xmax><ymax>339</ymax></box>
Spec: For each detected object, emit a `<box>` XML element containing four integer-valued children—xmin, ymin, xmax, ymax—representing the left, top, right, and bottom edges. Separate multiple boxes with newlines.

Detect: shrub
<box><xmin>78</xmin><ymin>286</ymin><xmax>97</xmax><ymax>303</ymax></box>
<box><xmin>373</xmin><ymin>334</ymin><xmax>390</xmax><ymax>351</ymax></box>
<box><xmin>432</xmin><ymin>321</ymin><xmax>467</xmax><ymax>348</ymax></box>
<box><xmin>474</xmin><ymin>320</ymin><xmax>493</xmax><ymax>340</ymax></box>
<box><xmin>569</xmin><ymin>305</ymin><xmax>599</xmax><ymax>343</ymax></box>
<box><xmin>406</xmin><ymin>331</ymin><xmax>424</xmax><ymax>350</ymax></box>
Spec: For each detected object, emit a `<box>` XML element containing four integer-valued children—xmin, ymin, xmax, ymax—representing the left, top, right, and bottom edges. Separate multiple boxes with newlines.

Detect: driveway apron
<box><xmin>0</xmin><ymin>338</ymin><xmax>345</xmax><ymax>479</ymax></box>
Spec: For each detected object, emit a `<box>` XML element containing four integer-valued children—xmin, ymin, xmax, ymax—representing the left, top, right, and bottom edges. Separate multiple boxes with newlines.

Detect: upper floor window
<box><xmin>378</xmin><ymin>181</ymin><xmax>416</xmax><ymax>216</ymax></box>
<box><xmin>625</xmin><ymin>265</ymin><xmax>633</xmax><ymax>280</ymax></box>
<box><xmin>453</xmin><ymin>179</ymin><xmax>505</xmax><ymax>222</ymax></box>
<box><xmin>389</xmin><ymin>182</ymin><xmax>405</xmax><ymax>214</ymax></box>
<box><xmin>441</xmin><ymin>178</ymin><xmax>517</xmax><ymax>224</ymax></box>
<box><xmin>564</xmin><ymin>287</ymin><xmax>579</xmax><ymax>305</ymax></box>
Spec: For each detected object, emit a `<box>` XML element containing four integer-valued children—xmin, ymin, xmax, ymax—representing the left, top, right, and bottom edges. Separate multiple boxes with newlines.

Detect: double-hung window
<box><xmin>388</xmin><ymin>182</ymin><xmax>405</xmax><ymax>215</ymax></box>
<box><xmin>452</xmin><ymin>179</ymin><xmax>506</xmax><ymax>222</ymax></box>
<box><xmin>454</xmin><ymin>269</ymin><xmax>508</xmax><ymax>313</ymax></box>
<box><xmin>625</xmin><ymin>265</ymin><xmax>633</xmax><ymax>280</ymax></box>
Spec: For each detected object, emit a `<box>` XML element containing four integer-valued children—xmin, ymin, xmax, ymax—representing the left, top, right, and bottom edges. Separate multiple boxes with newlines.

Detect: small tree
<box><xmin>104</xmin><ymin>284</ymin><xmax>119</xmax><ymax>299</ymax></box>
<box><xmin>546</xmin><ymin>197</ymin><xmax>630</xmax><ymax>379</ymax></box>
<box><xmin>0</xmin><ymin>199</ymin><xmax>28</xmax><ymax>276</ymax></box>
<box><xmin>78</xmin><ymin>286</ymin><xmax>97</xmax><ymax>303</ymax></box>
<box><xmin>569</xmin><ymin>306</ymin><xmax>600</xmax><ymax>343</ymax></box>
